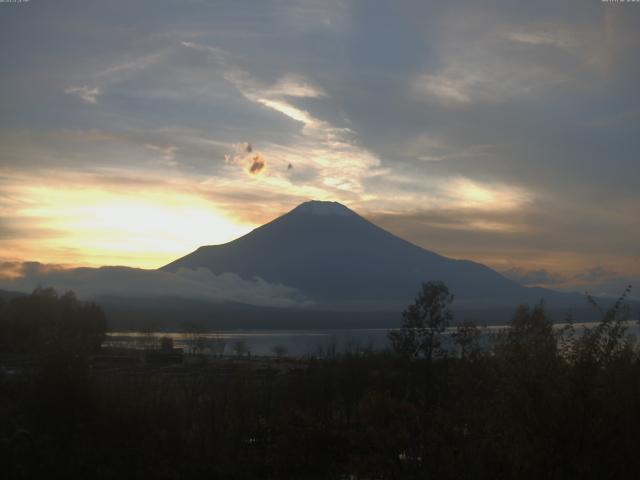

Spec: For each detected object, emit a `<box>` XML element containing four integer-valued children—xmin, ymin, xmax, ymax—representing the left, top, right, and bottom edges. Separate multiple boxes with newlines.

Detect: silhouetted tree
<box><xmin>388</xmin><ymin>281</ymin><xmax>453</xmax><ymax>360</ymax></box>
<box><xmin>494</xmin><ymin>302</ymin><xmax>557</xmax><ymax>367</ymax></box>
<box><xmin>160</xmin><ymin>336</ymin><xmax>174</xmax><ymax>351</ymax></box>
<box><xmin>233</xmin><ymin>339</ymin><xmax>249</xmax><ymax>357</ymax></box>
<box><xmin>452</xmin><ymin>320</ymin><xmax>483</xmax><ymax>360</ymax></box>
<box><xmin>209</xmin><ymin>332</ymin><xmax>227</xmax><ymax>357</ymax></box>
<box><xmin>0</xmin><ymin>287</ymin><xmax>106</xmax><ymax>353</ymax></box>
<box><xmin>182</xmin><ymin>321</ymin><xmax>207</xmax><ymax>355</ymax></box>
<box><xmin>571</xmin><ymin>285</ymin><xmax>634</xmax><ymax>368</ymax></box>
<box><xmin>271</xmin><ymin>344</ymin><xmax>288</xmax><ymax>358</ymax></box>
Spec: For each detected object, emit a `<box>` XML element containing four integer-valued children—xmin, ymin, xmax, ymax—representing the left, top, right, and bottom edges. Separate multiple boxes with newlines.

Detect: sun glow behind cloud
<box><xmin>447</xmin><ymin>178</ymin><xmax>531</xmax><ymax>211</ymax></box>
<box><xmin>5</xmin><ymin>185</ymin><xmax>253</xmax><ymax>268</ymax></box>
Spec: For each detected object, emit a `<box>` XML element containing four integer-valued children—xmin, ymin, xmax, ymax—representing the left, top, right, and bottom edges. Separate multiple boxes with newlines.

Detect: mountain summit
<box><xmin>162</xmin><ymin>200</ymin><xmax>572</xmax><ymax>310</ymax></box>
<box><xmin>290</xmin><ymin>200</ymin><xmax>356</xmax><ymax>217</ymax></box>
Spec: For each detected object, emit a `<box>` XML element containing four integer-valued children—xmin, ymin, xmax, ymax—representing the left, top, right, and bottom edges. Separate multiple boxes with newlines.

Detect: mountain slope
<box><xmin>163</xmin><ymin>201</ymin><xmax>576</xmax><ymax>310</ymax></box>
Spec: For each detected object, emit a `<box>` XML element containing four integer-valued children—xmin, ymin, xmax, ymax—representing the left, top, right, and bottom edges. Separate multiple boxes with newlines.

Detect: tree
<box><xmin>388</xmin><ymin>281</ymin><xmax>454</xmax><ymax>360</ymax></box>
<box><xmin>160</xmin><ymin>336</ymin><xmax>174</xmax><ymax>351</ymax></box>
<box><xmin>0</xmin><ymin>287</ymin><xmax>106</xmax><ymax>353</ymax></box>
<box><xmin>232</xmin><ymin>339</ymin><xmax>250</xmax><ymax>357</ymax></box>
<box><xmin>452</xmin><ymin>320</ymin><xmax>483</xmax><ymax>360</ymax></box>
<box><xmin>561</xmin><ymin>285</ymin><xmax>634</xmax><ymax>371</ymax></box>
<box><xmin>494</xmin><ymin>302</ymin><xmax>558</xmax><ymax>370</ymax></box>
<box><xmin>209</xmin><ymin>332</ymin><xmax>227</xmax><ymax>357</ymax></box>
<box><xmin>271</xmin><ymin>344</ymin><xmax>288</xmax><ymax>358</ymax></box>
<box><xmin>182</xmin><ymin>322</ymin><xmax>207</xmax><ymax>356</ymax></box>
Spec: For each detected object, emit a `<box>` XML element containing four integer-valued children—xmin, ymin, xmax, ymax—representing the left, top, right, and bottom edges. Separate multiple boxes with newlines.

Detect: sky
<box><xmin>0</xmin><ymin>0</ymin><xmax>639</xmax><ymax>296</ymax></box>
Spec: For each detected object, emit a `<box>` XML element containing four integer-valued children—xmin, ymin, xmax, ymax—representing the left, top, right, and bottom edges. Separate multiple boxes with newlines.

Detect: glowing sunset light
<box><xmin>449</xmin><ymin>178</ymin><xmax>531</xmax><ymax>211</ymax></box>
<box><xmin>8</xmin><ymin>185</ymin><xmax>254</xmax><ymax>268</ymax></box>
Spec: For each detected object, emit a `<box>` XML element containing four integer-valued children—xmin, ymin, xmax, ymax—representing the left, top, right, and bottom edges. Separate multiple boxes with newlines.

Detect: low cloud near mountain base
<box><xmin>0</xmin><ymin>262</ymin><xmax>309</xmax><ymax>308</ymax></box>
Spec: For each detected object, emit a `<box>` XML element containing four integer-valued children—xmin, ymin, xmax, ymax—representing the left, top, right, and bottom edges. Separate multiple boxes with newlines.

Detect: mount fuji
<box><xmin>162</xmin><ymin>200</ymin><xmax>579</xmax><ymax>314</ymax></box>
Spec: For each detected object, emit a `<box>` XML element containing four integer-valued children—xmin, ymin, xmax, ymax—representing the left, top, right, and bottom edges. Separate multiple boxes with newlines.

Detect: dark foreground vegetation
<box><xmin>0</xmin><ymin>284</ymin><xmax>638</xmax><ymax>479</ymax></box>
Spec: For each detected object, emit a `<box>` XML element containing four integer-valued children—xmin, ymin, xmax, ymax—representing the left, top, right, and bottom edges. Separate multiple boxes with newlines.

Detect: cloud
<box><xmin>443</xmin><ymin>177</ymin><xmax>532</xmax><ymax>211</ymax></box>
<box><xmin>582</xmin><ymin>277</ymin><xmax>638</xmax><ymax>301</ymax></box>
<box><xmin>279</xmin><ymin>0</ymin><xmax>349</xmax><ymax>32</ymax></box>
<box><xmin>414</xmin><ymin>74</ymin><xmax>474</xmax><ymax>104</ymax></box>
<box><xmin>503</xmin><ymin>29</ymin><xmax>577</xmax><ymax>49</ymax></box>
<box><xmin>502</xmin><ymin>265</ymin><xmax>620</xmax><ymax>288</ymax></box>
<box><xmin>144</xmin><ymin>144</ymin><xmax>178</xmax><ymax>166</ymax></box>
<box><xmin>500</xmin><ymin>265</ymin><xmax>638</xmax><ymax>301</ymax></box>
<box><xmin>575</xmin><ymin>266</ymin><xmax>618</xmax><ymax>283</ymax></box>
<box><xmin>0</xmin><ymin>262</ymin><xmax>310</xmax><ymax>308</ymax></box>
<box><xmin>565</xmin><ymin>267</ymin><xmax>637</xmax><ymax>300</ymax></box>
<box><xmin>410</xmin><ymin>9</ymin><xmax>606</xmax><ymax>105</ymax></box>
<box><xmin>256</xmin><ymin>98</ymin><xmax>321</xmax><ymax>128</ymax></box>
<box><xmin>180</xmin><ymin>39</ymin><xmax>384</xmax><ymax>193</ymax></box>
<box><xmin>0</xmin><ymin>173</ymin><xmax>255</xmax><ymax>268</ymax></box>
<box><xmin>96</xmin><ymin>49</ymin><xmax>172</xmax><ymax>82</ymax></box>
<box><xmin>64</xmin><ymin>85</ymin><xmax>101</xmax><ymax>104</ymax></box>
<box><xmin>364</xmin><ymin>193</ymin><xmax>639</xmax><ymax>284</ymax></box>
<box><xmin>413</xmin><ymin>51</ymin><xmax>567</xmax><ymax>105</ymax></box>
<box><xmin>263</xmin><ymin>74</ymin><xmax>327</xmax><ymax>99</ymax></box>
<box><xmin>501</xmin><ymin>267</ymin><xmax>567</xmax><ymax>286</ymax></box>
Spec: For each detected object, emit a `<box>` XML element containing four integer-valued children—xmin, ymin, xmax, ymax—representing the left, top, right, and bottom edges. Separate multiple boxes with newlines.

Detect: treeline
<box><xmin>0</xmin><ymin>287</ymin><xmax>107</xmax><ymax>353</ymax></box>
<box><xmin>1</xmin><ymin>284</ymin><xmax>640</xmax><ymax>479</ymax></box>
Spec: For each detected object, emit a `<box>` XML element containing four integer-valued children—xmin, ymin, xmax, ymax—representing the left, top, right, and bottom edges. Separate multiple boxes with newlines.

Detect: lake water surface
<box><xmin>105</xmin><ymin>320</ymin><xmax>639</xmax><ymax>357</ymax></box>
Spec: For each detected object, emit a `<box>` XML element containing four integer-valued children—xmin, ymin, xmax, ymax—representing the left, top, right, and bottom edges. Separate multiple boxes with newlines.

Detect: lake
<box><xmin>105</xmin><ymin>320</ymin><xmax>639</xmax><ymax>357</ymax></box>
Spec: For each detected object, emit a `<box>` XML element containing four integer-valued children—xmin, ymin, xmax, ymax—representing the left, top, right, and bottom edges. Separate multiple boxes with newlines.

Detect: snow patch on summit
<box><xmin>293</xmin><ymin>201</ymin><xmax>354</xmax><ymax>217</ymax></box>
